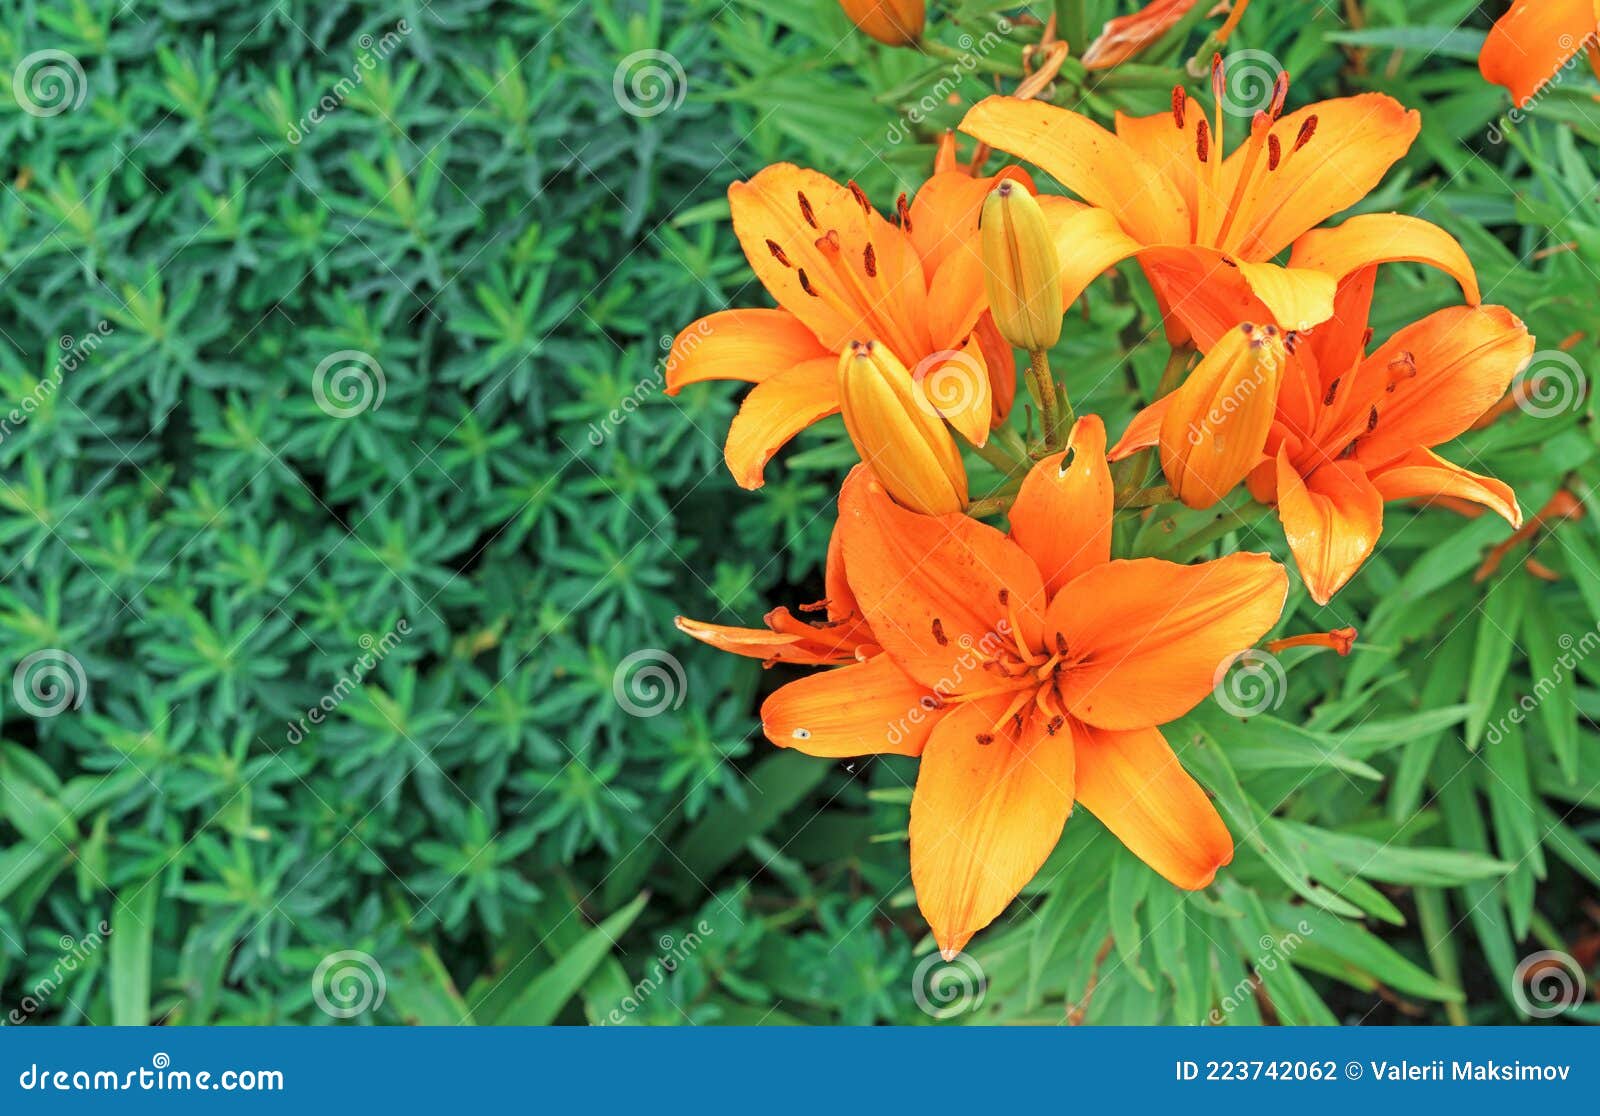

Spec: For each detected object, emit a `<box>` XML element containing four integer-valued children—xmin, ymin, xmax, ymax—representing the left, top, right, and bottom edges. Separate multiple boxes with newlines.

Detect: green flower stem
<box><xmin>1026</xmin><ymin>348</ymin><xmax>1064</xmax><ymax>451</ymax></box>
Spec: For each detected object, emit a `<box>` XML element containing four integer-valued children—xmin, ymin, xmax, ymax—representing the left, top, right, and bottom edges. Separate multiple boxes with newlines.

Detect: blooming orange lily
<box><xmin>1480</xmin><ymin>0</ymin><xmax>1600</xmax><ymax>108</ymax></box>
<box><xmin>665</xmin><ymin>163</ymin><xmax>1146</xmax><ymax>489</ymax></box>
<box><xmin>678</xmin><ymin>416</ymin><xmax>1288</xmax><ymax>956</ymax></box>
<box><xmin>959</xmin><ymin>61</ymin><xmax>1478</xmax><ymax>346</ymax></box>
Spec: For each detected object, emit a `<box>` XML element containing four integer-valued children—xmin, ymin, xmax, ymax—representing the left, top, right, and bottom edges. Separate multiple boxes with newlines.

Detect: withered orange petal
<box><xmin>1107</xmin><ymin>395</ymin><xmax>1172</xmax><ymax>461</ymax></box>
<box><xmin>1479</xmin><ymin>0</ymin><xmax>1600</xmax><ymax>108</ymax></box>
<box><xmin>1009</xmin><ymin>415</ymin><xmax>1113</xmax><ymax>595</ymax></box>
<box><xmin>1082</xmin><ymin>0</ymin><xmax>1202</xmax><ymax>70</ymax></box>
<box><xmin>665</xmin><ymin>308</ymin><xmax>829</xmax><ymax>393</ymax></box>
<box><xmin>1275</xmin><ymin>451</ymin><xmax>1384</xmax><ymax>606</ymax></box>
<box><xmin>724</xmin><ymin>356</ymin><xmax>839</xmax><ymax>490</ymax></box>
<box><xmin>1370</xmin><ymin>447</ymin><xmax>1523</xmax><ymax>529</ymax></box>
<box><xmin>1072</xmin><ymin>720</ymin><xmax>1233</xmax><ymax>890</ymax></box>
<box><xmin>1047</xmin><ymin>554</ymin><xmax>1288</xmax><ymax>731</ymax></box>
<box><xmin>838</xmin><ymin>466</ymin><xmax>1046</xmax><ymax>691</ymax></box>
<box><xmin>910</xmin><ymin>699</ymin><xmax>1074</xmax><ymax>959</ymax></box>
<box><xmin>761</xmin><ymin>653</ymin><xmax>937</xmax><ymax>758</ymax></box>
<box><xmin>1288</xmin><ymin>213</ymin><xmax>1481</xmax><ymax>305</ymax></box>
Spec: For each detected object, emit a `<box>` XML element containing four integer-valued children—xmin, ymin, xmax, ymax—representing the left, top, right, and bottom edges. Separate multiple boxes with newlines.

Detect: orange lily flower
<box><xmin>836</xmin><ymin>0</ymin><xmax>925</xmax><ymax>48</ymax></box>
<box><xmin>1116</xmin><ymin>277</ymin><xmax>1533</xmax><ymax>603</ymax></box>
<box><xmin>1480</xmin><ymin>0</ymin><xmax>1600</xmax><ymax>108</ymax></box>
<box><xmin>959</xmin><ymin>62</ymin><xmax>1478</xmax><ymax>346</ymax></box>
<box><xmin>680</xmin><ymin>416</ymin><xmax>1288</xmax><ymax>956</ymax></box>
<box><xmin>665</xmin><ymin>163</ymin><xmax>1151</xmax><ymax>489</ymax></box>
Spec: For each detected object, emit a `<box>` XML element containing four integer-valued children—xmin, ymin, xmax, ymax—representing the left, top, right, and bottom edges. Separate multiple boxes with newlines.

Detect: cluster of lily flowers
<box><xmin>662</xmin><ymin>1</ymin><xmax>1551</xmax><ymax>960</ymax></box>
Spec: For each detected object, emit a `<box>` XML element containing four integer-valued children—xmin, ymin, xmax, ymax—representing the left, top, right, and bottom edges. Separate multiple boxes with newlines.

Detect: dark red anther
<box><xmin>931</xmin><ymin>618</ymin><xmax>948</xmax><ymax>646</ymax></box>
<box><xmin>896</xmin><ymin>192</ymin><xmax>912</xmax><ymax>232</ymax></box>
<box><xmin>847</xmin><ymin>179</ymin><xmax>871</xmax><ymax>214</ymax></box>
<box><xmin>1267</xmin><ymin>134</ymin><xmax>1282</xmax><ymax>170</ymax></box>
<box><xmin>1171</xmin><ymin>86</ymin><xmax>1187</xmax><ymax>130</ymax></box>
<box><xmin>1210</xmin><ymin>53</ymin><xmax>1225</xmax><ymax>102</ymax></box>
<box><xmin>766</xmin><ymin>239</ymin><xmax>791</xmax><ymax>267</ymax></box>
<box><xmin>1324</xmin><ymin>377</ymin><xmax>1340</xmax><ymax>406</ymax></box>
<box><xmin>797</xmin><ymin>268</ymin><xmax>818</xmax><ymax>297</ymax></box>
<box><xmin>976</xmin><ymin>732</ymin><xmax>995</xmax><ymax>747</ymax></box>
<box><xmin>1294</xmin><ymin>115</ymin><xmax>1318</xmax><ymax>152</ymax></box>
<box><xmin>863</xmin><ymin>243</ymin><xmax>877</xmax><ymax>277</ymax></box>
<box><xmin>1269</xmin><ymin>71</ymin><xmax>1290</xmax><ymax>119</ymax></box>
<box><xmin>1196</xmin><ymin>118</ymin><xmax>1211</xmax><ymax>163</ymax></box>
<box><xmin>1367</xmin><ymin>405</ymin><xmax>1379</xmax><ymax>433</ymax></box>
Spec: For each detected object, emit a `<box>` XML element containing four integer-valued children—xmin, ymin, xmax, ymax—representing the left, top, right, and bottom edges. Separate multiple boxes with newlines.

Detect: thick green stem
<box><xmin>971</xmin><ymin>435</ymin><xmax>1024</xmax><ymax>480</ymax></box>
<box><xmin>1027</xmin><ymin>348</ymin><xmax>1064</xmax><ymax>451</ymax></box>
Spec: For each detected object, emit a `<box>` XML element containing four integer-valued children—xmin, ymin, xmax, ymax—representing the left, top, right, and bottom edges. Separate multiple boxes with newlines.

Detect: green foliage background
<box><xmin>0</xmin><ymin>0</ymin><xmax>1595</xmax><ymax>1025</ymax></box>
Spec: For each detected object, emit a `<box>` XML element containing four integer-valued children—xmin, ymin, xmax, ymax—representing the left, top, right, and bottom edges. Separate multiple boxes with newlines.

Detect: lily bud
<box><xmin>836</xmin><ymin>0</ymin><xmax>925</xmax><ymax>48</ymax></box>
<box><xmin>1159</xmin><ymin>323</ymin><xmax>1288</xmax><ymax>510</ymax></box>
<box><xmin>980</xmin><ymin>180</ymin><xmax>1063</xmax><ymax>352</ymax></box>
<box><xmin>838</xmin><ymin>340</ymin><xmax>967</xmax><ymax>516</ymax></box>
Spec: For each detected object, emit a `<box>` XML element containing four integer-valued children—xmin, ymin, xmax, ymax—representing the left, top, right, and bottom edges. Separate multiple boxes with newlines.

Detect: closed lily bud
<box><xmin>837</xmin><ymin>0</ymin><xmax>925</xmax><ymax>47</ymax></box>
<box><xmin>1159</xmin><ymin>323</ymin><xmax>1288</xmax><ymax>510</ymax></box>
<box><xmin>838</xmin><ymin>340</ymin><xmax>967</xmax><ymax>516</ymax></box>
<box><xmin>980</xmin><ymin>180</ymin><xmax>1063</xmax><ymax>352</ymax></box>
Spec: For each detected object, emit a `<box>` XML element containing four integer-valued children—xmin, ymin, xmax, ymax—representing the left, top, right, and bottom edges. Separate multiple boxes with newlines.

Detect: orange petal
<box><xmin>1082</xmin><ymin>0</ymin><xmax>1202</xmax><ymax>70</ymax></box>
<box><xmin>1274</xmin><ymin>451</ymin><xmax>1384</xmax><ymax>605</ymax></box>
<box><xmin>1369</xmin><ymin>447</ymin><xmax>1522</xmax><ymax>529</ymax></box>
<box><xmin>1479</xmin><ymin>0</ymin><xmax>1600</xmax><ymax>108</ymax></box>
<box><xmin>911</xmin><ymin>333</ymin><xmax>993</xmax><ymax>447</ymax></box>
<box><xmin>1044</xmin><ymin>199</ymin><xmax>1147</xmax><ymax>309</ymax></box>
<box><xmin>1073</xmin><ymin>721</ymin><xmax>1233</xmax><ymax>890</ymax></box>
<box><xmin>729</xmin><ymin>164</ymin><xmax>929</xmax><ymax>356</ymax></box>
<box><xmin>838</xmin><ymin>467</ymin><xmax>1045</xmax><ymax>691</ymax></box>
<box><xmin>1230</xmin><ymin>260</ymin><xmax>1336</xmax><ymax>334</ymax></box>
<box><xmin>1137</xmin><ymin>246</ymin><xmax>1268</xmax><ymax>349</ymax></box>
<box><xmin>1288</xmin><ymin>213</ymin><xmax>1480</xmax><ymax>304</ymax></box>
<box><xmin>1009</xmin><ymin>416</ymin><xmax>1113</xmax><ymax>595</ymax></box>
<box><xmin>665</xmin><ymin>309</ymin><xmax>829</xmax><ymax>393</ymax></box>
<box><xmin>1107</xmin><ymin>395</ymin><xmax>1172</xmax><ymax>461</ymax></box>
<box><xmin>908</xmin><ymin>167</ymin><xmax>1034</xmax><ymax>281</ymax></box>
<box><xmin>1229</xmin><ymin>94</ymin><xmax>1421</xmax><ymax>260</ymax></box>
<box><xmin>724</xmin><ymin>356</ymin><xmax>839</xmax><ymax>490</ymax></box>
<box><xmin>1353</xmin><ymin>305</ymin><xmax>1534</xmax><ymax>465</ymax></box>
<box><xmin>910</xmin><ymin>700</ymin><xmax>1074</xmax><ymax>958</ymax></box>
<box><xmin>1046</xmin><ymin>553</ymin><xmax>1288</xmax><ymax>730</ymax></box>
<box><xmin>1302</xmin><ymin>266</ymin><xmax>1378</xmax><ymax>392</ymax></box>
<box><xmin>960</xmin><ymin>96</ymin><xmax>1190</xmax><ymax>245</ymax></box>
<box><xmin>674</xmin><ymin>608</ymin><xmax>873</xmax><ymax>666</ymax></box>
<box><xmin>761</xmin><ymin>653</ymin><xmax>938</xmax><ymax>757</ymax></box>
<box><xmin>1115</xmin><ymin>104</ymin><xmax>1204</xmax><ymax>239</ymax></box>
<box><xmin>974</xmin><ymin>314</ymin><xmax>1016</xmax><ymax>427</ymax></box>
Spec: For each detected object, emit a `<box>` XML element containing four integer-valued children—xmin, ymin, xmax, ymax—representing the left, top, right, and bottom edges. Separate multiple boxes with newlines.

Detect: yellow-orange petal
<box><xmin>1044</xmin><ymin>199</ymin><xmax>1147</xmax><ymax>310</ymax></box>
<box><xmin>914</xmin><ymin>332</ymin><xmax>994</xmax><ymax>447</ymax></box>
<box><xmin>674</xmin><ymin>609</ymin><xmax>872</xmax><ymax>666</ymax></box>
<box><xmin>1136</xmin><ymin>245</ymin><xmax>1271</xmax><ymax>350</ymax></box>
<box><xmin>910</xmin><ymin>699</ymin><xmax>1074</xmax><ymax>958</ymax></box>
<box><xmin>960</xmin><ymin>96</ymin><xmax>1190</xmax><ymax>246</ymax></box>
<box><xmin>837</xmin><ymin>0</ymin><xmax>926</xmax><ymax>48</ymax></box>
<box><xmin>1369</xmin><ymin>447</ymin><xmax>1522</xmax><ymax>529</ymax></box>
<box><xmin>665</xmin><ymin>309</ymin><xmax>829</xmax><ymax>393</ymax></box>
<box><xmin>908</xmin><ymin>167</ymin><xmax>1034</xmax><ymax>281</ymax></box>
<box><xmin>1046</xmin><ymin>553</ymin><xmax>1288</xmax><ymax>731</ymax></box>
<box><xmin>1288</xmin><ymin>213</ymin><xmax>1481</xmax><ymax>305</ymax></box>
<box><xmin>761</xmin><ymin>653</ymin><xmax>938</xmax><ymax>757</ymax></box>
<box><xmin>1274</xmin><ymin>452</ymin><xmax>1384</xmax><ymax>605</ymax></box>
<box><xmin>1107</xmin><ymin>394</ymin><xmax>1172</xmax><ymax>461</ymax></box>
<box><xmin>1009</xmin><ymin>415</ymin><xmax>1113</xmax><ymax>596</ymax></box>
<box><xmin>838</xmin><ymin>466</ymin><xmax>1045</xmax><ymax>691</ymax></box>
<box><xmin>1072</xmin><ymin>721</ymin><xmax>1233</xmax><ymax>890</ymax></box>
<box><xmin>1479</xmin><ymin>0</ymin><xmax>1600</xmax><ymax>108</ymax></box>
<box><xmin>724</xmin><ymin>356</ymin><xmax>839</xmax><ymax>490</ymax></box>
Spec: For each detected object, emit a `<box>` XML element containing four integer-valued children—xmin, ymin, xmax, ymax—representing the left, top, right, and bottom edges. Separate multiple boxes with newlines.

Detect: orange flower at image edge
<box><xmin>679</xmin><ymin>418</ymin><xmax>1288</xmax><ymax>957</ymax></box>
<box><xmin>1480</xmin><ymin>0</ymin><xmax>1600</xmax><ymax>108</ymax></box>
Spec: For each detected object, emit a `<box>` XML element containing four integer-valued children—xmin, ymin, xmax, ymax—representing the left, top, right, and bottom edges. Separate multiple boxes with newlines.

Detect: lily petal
<box><xmin>665</xmin><ymin>309</ymin><xmax>829</xmax><ymax>392</ymax></box>
<box><xmin>724</xmin><ymin>356</ymin><xmax>840</xmax><ymax>489</ymax></box>
<box><xmin>1009</xmin><ymin>416</ymin><xmax>1114</xmax><ymax>595</ymax></box>
<box><xmin>1107</xmin><ymin>395</ymin><xmax>1172</xmax><ymax>461</ymax></box>
<box><xmin>911</xmin><ymin>700</ymin><xmax>1074</xmax><ymax>958</ymax></box>
<box><xmin>1370</xmin><ymin>446</ymin><xmax>1523</xmax><ymax>529</ymax></box>
<box><xmin>1288</xmin><ymin>213</ymin><xmax>1480</xmax><ymax>304</ymax></box>
<box><xmin>762</xmin><ymin>653</ymin><xmax>938</xmax><ymax>757</ymax></box>
<box><xmin>1479</xmin><ymin>0</ymin><xmax>1600</xmax><ymax>108</ymax></box>
<box><xmin>1275</xmin><ymin>451</ymin><xmax>1384</xmax><ymax>605</ymax></box>
<box><xmin>1047</xmin><ymin>554</ymin><xmax>1289</xmax><ymax>730</ymax></box>
<box><xmin>1073</xmin><ymin>721</ymin><xmax>1233</xmax><ymax>890</ymax></box>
